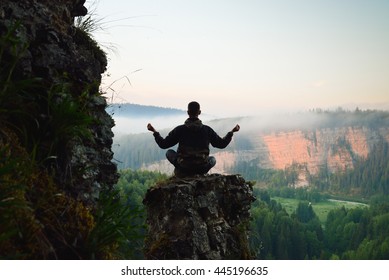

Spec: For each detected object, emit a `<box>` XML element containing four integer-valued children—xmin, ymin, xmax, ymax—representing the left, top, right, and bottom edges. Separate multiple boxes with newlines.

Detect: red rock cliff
<box><xmin>213</xmin><ymin>126</ymin><xmax>389</xmax><ymax>179</ymax></box>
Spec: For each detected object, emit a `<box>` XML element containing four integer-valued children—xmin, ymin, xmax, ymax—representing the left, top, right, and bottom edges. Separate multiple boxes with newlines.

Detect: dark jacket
<box><xmin>153</xmin><ymin>117</ymin><xmax>233</xmax><ymax>160</ymax></box>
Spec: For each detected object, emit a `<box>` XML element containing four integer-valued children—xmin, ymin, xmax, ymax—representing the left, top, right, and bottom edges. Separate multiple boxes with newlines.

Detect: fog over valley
<box><xmin>108</xmin><ymin>103</ymin><xmax>389</xmax><ymax>136</ymax></box>
<box><xmin>109</xmin><ymin>104</ymin><xmax>389</xmax><ymax>187</ymax></box>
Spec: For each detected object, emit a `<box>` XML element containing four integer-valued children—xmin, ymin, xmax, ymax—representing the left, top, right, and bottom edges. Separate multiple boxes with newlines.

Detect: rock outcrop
<box><xmin>1</xmin><ymin>0</ymin><xmax>118</xmax><ymax>258</ymax></box>
<box><xmin>143</xmin><ymin>174</ymin><xmax>255</xmax><ymax>260</ymax></box>
<box><xmin>0</xmin><ymin>0</ymin><xmax>117</xmax><ymax>203</ymax></box>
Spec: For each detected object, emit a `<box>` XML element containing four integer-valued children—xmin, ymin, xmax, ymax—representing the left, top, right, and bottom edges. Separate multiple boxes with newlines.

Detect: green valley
<box><xmin>271</xmin><ymin>196</ymin><xmax>367</xmax><ymax>225</ymax></box>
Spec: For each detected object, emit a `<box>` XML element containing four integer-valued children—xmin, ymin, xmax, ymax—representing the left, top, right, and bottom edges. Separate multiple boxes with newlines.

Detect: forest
<box><xmin>232</xmin><ymin>140</ymin><xmax>389</xmax><ymax>198</ymax></box>
<box><xmin>310</xmin><ymin>141</ymin><xmax>389</xmax><ymax>196</ymax></box>
<box><xmin>250</xmin><ymin>189</ymin><xmax>389</xmax><ymax>259</ymax></box>
<box><xmin>115</xmin><ymin>168</ymin><xmax>389</xmax><ymax>259</ymax></box>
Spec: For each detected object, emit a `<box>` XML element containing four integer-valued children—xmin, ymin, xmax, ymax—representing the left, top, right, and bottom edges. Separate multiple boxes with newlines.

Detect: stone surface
<box><xmin>143</xmin><ymin>174</ymin><xmax>255</xmax><ymax>260</ymax></box>
<box><xmin>0</xmin><ymin>0</ymin><xmax>118</xmax><ymax>204</ymax></box>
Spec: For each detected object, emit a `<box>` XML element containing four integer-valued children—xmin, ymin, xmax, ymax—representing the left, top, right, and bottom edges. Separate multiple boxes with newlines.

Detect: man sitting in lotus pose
<box><xmin>147</xmin><ymin>101</ymin><xmax>240</xmax><ymax>177</ymax></box>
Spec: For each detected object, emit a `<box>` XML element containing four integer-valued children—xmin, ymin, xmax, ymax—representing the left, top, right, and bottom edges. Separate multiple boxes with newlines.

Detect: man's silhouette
<box><xmin>147</xmin><ymin>101</ymin><xmax>240</xmax><ymax>177</ymax></box>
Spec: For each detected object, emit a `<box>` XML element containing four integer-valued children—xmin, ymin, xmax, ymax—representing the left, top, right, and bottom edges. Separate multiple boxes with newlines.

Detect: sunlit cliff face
<box><xmin>204</xmin><ymin>127</ymin><xmax>389</xmax><ymax>178</ymax></box>
<box><xmin>260</xmin><ymin>127</ymin><xmax>371</xmax><ymax>174</ymax></box>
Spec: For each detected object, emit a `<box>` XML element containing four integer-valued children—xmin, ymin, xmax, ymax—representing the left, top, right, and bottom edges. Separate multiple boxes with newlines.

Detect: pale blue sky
<box><xmin>90</xmin><ymin>0</ymin><xmax>389</xmax><ymax>117</ymax></box>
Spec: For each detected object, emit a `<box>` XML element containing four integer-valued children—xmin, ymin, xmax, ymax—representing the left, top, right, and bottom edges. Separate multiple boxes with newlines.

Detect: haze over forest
<box><xmin>108</xmin><ymin>102</ymin><xmax>389</xmax><ymax>135</ymax></box>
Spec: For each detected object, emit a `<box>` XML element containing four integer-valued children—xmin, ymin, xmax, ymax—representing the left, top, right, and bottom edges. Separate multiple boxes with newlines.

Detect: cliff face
<box><xmin>143</xmin><ymin>174</ymin><xmax>255</xmax><ymax>260</ymax></box>
<box><xmin>1</xmin><ymin>0</ymin><xmax>117</xmax><ymax>202</ymax></box>
<box><xmin>213</xmin><ymin>126</ymin><xmax>389</xmax><ymax>177</ymax></box>
<box><xmin>1</xmin><ymin>0</ymin><xmax>117</xmax><ymax>258</ymax></box>
<box><xmin>259</xmin><ymin>127</ymin><xmax>377</xmax><ymax>173</ymax></box>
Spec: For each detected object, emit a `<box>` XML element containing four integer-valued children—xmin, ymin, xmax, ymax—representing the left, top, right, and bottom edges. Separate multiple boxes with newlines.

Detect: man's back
<box><xmin>147</xmin><ymin>101</ymin><xmax>240</xmax><ymax>176</ymax></box>
<box><xmin>153</xmin><ymin>118</ymin><xmax>233</xmax><ymax>153</ymax></box>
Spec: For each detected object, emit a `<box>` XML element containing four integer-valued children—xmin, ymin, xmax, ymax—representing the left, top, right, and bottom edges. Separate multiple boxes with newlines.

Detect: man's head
<box><xmin>187</xmin><ymin>101</ymin><xmax>201</xmax><ymax>117</ymax></box>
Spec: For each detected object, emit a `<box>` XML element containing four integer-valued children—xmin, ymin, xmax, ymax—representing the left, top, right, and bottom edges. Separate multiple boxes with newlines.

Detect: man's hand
<box><xmin>231</xmin><ymin>124</ymin><xmax>240</xmax><ymax>133</ymax></box>
<box><xmin>147</xmin><ymin>123</ymin><xmax>156</xmax><ymax>133</ymax></box>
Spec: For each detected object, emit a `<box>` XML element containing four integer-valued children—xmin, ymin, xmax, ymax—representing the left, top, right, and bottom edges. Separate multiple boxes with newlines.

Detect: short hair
<box><xmin>188</xmin><ymin>101</ymin><xmax>200</xmax><ymax>115</ymax></box>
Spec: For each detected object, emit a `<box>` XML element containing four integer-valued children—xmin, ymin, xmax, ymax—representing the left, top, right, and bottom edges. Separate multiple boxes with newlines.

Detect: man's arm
<box><xmin>147</xmin><ymin>123</ymin><xmax>179</xmax><ymax>149</ymax></box>
<box><xmin>209</xmin><ymin>124</ymin><xmax>240</xmax><ymax>149</ymax></box>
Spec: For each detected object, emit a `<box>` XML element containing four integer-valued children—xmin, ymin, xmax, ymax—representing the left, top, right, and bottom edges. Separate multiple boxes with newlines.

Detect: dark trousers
<box><xmin>166</xmin><ymin>149</ymin><xmax>216</xmax><ymax>174</ymax></box>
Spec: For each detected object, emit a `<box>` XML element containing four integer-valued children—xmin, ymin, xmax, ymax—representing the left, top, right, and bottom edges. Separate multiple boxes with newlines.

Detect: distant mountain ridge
<box><xmin>106</xmin><ymin>103</ymin><xmax>186</xmax><ymax>118</ymax></box>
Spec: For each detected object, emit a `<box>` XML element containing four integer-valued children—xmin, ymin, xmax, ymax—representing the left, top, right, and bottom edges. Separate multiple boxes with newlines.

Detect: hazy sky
<box><xmin>90</xmin><ymin>0</ymin><xmax>389</xmax><ymax>117</ymax></box>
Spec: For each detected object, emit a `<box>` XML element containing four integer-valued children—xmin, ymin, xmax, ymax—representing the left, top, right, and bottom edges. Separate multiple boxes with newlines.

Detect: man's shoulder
<box><xmin>169</xmin><ymin>124</ymin><xmax>186</xmax><ymax>133</ymax></box>
<box><xmin>175</xmin><ymin>124</ymin><xmax>186</xmax><ymax>130</ymax></box>
<box><xmin>202</xmin><ymin>124</ymin><xmax>215</xmax><ymax>132</ymax></box>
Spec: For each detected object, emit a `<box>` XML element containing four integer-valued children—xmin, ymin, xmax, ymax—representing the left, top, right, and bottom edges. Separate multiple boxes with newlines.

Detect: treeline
<box><xmin>250</xmin><ymin>191</ymin><xmax>324</xmax><ymax>259</ymax></box>
<box><xmin>116</xmin><ymin>168</ymin><xmax>168</xmax><ymax>206</ymax></box>
<box><xmin>324</xmin><ymin>198</ymin><xmax>389</xmax><ymax>259</ymax></box>
<box><xmin>232</xmin><ymin>140</ymin><xmax>389</xmax><ymax>198</ymax></box>
<box><xmin>250</xmin><ymin>189</ymin><xmax>389</xmax><ymax>259</ymax></box>
<box><xmin>113</xmin><ymin>169</ymin><xmax>168</xmax><ymax>258</ymax></box>
<box><xmin>308</xmin><ymin>107</ymin><xmax>389</xmax><ymax>129</ymax></box>
<box><xmin>267</xmin><ymin>186</ymin><xmax>325</xmax><ymax>203</ymax></box>
<box><xmin>113</xmin><ymin>133</ymin><xmax>168</xmax><ymax>169</ymax></box>
<box><xmin>230</xmin><ymin>161</ymin><xmax>299</xmax><ymax>188</ymax></box>
<box><xmin>310</xmin><ymin>141</ymin><xmax>389</xmax><ymax>196</ymax></box>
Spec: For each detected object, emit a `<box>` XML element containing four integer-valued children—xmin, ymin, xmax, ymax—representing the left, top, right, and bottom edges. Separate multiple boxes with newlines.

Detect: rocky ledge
<box><xmin>143</xmin><ymin>174</ymin><xmax>255</xmax><ymax>260</ymax></box>
<box><xmin>1</xmin><ymin>0</ymin><xmax>118</xmax><ymax>204</ymax></box>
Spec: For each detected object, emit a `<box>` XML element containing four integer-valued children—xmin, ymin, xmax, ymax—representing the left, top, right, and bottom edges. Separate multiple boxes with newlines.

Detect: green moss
<box><xmin>230</xmin><ymin>222</ymin><xmax>252</xmax><ymax>260</ymax></box>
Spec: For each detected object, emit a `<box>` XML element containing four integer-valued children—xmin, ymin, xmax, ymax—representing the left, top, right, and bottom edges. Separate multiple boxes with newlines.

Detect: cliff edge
<box><xmin>0</xmin><ymin>0</ymin><xmax>117</xmax><ymax>203</ymax></box>
<box><xmin>143</xmin><ymin>174</ymin><xmax>255</xmax><ymax>260</ymax></box>
<box><xmin>1</xmin><ymin>0</ymin><xmax>117</xmax><ymax>258</ymax></box>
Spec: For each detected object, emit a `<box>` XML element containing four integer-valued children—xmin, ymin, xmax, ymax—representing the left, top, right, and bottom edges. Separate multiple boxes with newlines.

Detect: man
<box><xmin>147</xmin><ymin>101</ymin><xmax>240</xmax><ymax>177</ymax></box>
